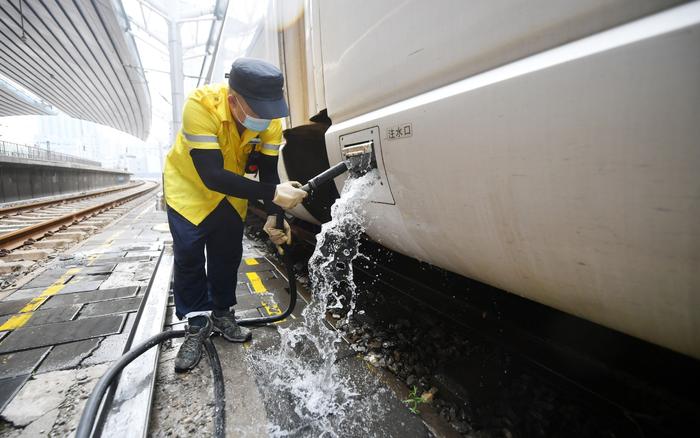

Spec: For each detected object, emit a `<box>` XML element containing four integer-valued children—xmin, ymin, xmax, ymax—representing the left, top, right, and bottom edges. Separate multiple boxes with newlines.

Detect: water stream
<box><xmin>249</xmin><ymin>169</ymin><xmax>384</xmax><ymax>437</ymax></box>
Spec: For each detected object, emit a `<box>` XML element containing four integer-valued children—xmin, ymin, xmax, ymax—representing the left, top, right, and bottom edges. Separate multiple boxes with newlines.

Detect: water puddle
<box><xmin>249</xmin><ymin>170</ymin><xmax>386</xmax><ymax>437</ymax></box>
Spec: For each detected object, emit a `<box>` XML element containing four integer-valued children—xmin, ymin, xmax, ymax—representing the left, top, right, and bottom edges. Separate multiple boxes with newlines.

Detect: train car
<box><xmin>248</xmin><ymin>0</ymin><xmax>700</xmax><ymax>360</ymax></box>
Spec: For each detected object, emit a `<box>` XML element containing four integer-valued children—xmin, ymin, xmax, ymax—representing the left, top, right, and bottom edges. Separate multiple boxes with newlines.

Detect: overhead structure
<box><xmin>0</xmin><ymin>0</ymin><xmax>151</xmax><ymax>139</ymax></box>
<box><xmin>0</xmin><ymin>76</ymin><xmax>56</xmax><ymax>117</ymax></box>
<box><xmin>124</xmin><ymin>0</ymin><xmax>228</xmax><ymax>142</ymax></box>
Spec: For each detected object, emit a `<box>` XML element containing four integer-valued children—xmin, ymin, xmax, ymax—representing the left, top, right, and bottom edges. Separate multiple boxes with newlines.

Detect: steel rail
<box><xmin>0</xmin><ymin>182</ymin><xmax>144</xmax><ymax>216</ymax></box>
<box><xmin>0</xmin><ymin>182</ymin><xmax>157</xmax><ymax>251</ymax></box>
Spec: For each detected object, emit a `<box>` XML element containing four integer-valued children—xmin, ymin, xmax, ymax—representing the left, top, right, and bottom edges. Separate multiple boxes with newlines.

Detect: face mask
<box><xmin>234</xmin><ymin>96</ymin><xmax>271</xmax><ymax>131</ymax></box>
<box><xmin>241</xmin><ymin>114</ymin><xmax>271</xmax><ymax>132</ymax></box>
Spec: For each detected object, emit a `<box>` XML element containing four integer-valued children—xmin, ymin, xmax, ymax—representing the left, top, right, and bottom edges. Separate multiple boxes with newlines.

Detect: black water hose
<box><xmin>301</xmin><ymin>161</ymin><xmax>348</xmax><ymax>193</ymax></box>
<box><xmin>76</xmin><ymin>160</ymin><xmax>350</xmax><ymax>435</ymax></box>
<box><xmin>76</xmin><ymin>330</ymin><xmax>186</xmax><ymax>438</ymax></box>
<box><xmin>76</xmin><ymin>221</ymin><xmax>299</xmax><ymax>437</ymax></box>
<box><xmin>203</xmin><ymin>338</ymin><xmax>226</xmax><ymax>436</ymax></box>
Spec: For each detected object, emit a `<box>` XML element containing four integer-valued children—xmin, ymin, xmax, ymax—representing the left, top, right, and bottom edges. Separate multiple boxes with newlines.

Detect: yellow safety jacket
<box><xmin>163</xmin><ymin>83</ymin><xmax>283</xmax><ymax>225</ymax></box>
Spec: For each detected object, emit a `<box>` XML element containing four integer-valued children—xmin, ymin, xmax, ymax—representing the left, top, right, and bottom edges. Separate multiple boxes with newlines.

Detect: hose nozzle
<box><xmin>300</xmin><ymin>140</ymin><xmax>376</xmax><ymax>193</ymax></box>
<box><xmin>301</xmin><ymin>161</ymin><xmax>348</xmax><ymax>193</ymax></box>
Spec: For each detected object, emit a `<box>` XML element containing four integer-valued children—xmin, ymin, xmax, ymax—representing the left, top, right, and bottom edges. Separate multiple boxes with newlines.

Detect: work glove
<box><xmin>273</xmin><ymin>181</ymin><xmax>308</xmax><ymax>210</ymax></box>
<box><xmin>263</xmin><ymin>215</ymin><xmax>292</xmax><ymax>245</ymax></box>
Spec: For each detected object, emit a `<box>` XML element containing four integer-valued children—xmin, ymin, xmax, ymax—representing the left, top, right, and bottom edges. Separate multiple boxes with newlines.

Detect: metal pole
<box><xmin>157</xmin><ymin>141</ymin><xmax>165</xmax><ymax>173</ymax></box>
<box><xmin>168</xmin><ymin>17</ymin><xmax>184</xmax><ymax>144</ymax></box>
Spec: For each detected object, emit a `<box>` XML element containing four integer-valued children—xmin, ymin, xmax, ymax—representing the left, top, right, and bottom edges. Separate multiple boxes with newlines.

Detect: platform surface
<box><xmin>0</xmin><ymin>200</ymin><xmax>170</xmax><ymax>437</ymax></box>
<box><xmin>1</xmin><ymin>201</ymin><xmax>434</xmax><ymax>437</ymax></box>
<box><xmin>150</xmin><ymin>232</ymin><xmax>433</xmax><ymax>437</ymax></box>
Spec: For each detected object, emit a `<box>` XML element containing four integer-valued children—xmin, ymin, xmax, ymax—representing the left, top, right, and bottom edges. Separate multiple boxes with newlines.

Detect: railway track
<box><xmin>0</xmin><ymin>181</ymin><xmax>158</xmax><ymax>252</ymax></box>
<box><xmin>0</xmin><ymin>182</ymin><xmax>142</xmax><ymax>218</ymax></box>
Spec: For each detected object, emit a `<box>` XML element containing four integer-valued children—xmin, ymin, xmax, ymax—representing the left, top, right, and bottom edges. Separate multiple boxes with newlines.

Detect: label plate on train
<box><xmin>384</xmin><ymin>123</ymin><xmax>412</xmax><ymax>140</ymax></box>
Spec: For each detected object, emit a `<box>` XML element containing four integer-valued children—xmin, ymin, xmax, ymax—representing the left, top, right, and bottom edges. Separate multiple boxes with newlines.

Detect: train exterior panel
<box><xmin>320</xmin><ymin>0</ymin><xmax>684</xmax><ymax>124</ymax></box>
<box><xmin>272</xmin><ymin>1</ymin><xmax>700</xmax><ymax>358</ymax></box>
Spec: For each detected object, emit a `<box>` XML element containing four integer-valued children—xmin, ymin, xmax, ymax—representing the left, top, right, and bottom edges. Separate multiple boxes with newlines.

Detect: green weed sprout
<box><xmin>403</xmin><ymin>386</ymin><xmax>423</xmax><ymax>414</ymax></box>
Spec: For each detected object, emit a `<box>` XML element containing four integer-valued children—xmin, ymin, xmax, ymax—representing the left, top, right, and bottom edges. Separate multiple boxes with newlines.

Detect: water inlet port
<box><xmin>342</xmin><ymin>140</ymin><xmax>377</xmax><ymax>177</ymax></box>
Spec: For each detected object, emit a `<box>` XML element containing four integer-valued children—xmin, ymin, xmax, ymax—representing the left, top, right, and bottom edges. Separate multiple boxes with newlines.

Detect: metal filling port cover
<box><xmin>339</xmin><ymin>126</ymin><xmax>395</xmax><ymax>204</ymax></box>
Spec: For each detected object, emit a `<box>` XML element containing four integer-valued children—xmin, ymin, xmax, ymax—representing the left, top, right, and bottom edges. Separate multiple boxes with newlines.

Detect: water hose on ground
<box><xmin>76</xmin><ymin>238</ymin><xmax>299</xmax><ymax>438</ymax></box>
<box><xmin>76</xmin><ymin>330</ymin><xmax>185</xmax><ymax>438</ymax></box>
<box><xmin>77</xmin><ymin>152</ymin><xmax>371</xmax><ymax>436</ymax></box>
<box><xmin>203</xmin><ymin>338</ymin><xmax>226</xmax><ymax>437</ymax></box>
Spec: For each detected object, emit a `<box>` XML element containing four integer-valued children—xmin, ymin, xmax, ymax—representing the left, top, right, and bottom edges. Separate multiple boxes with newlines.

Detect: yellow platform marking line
<box><xmin>246</xmin><ymin>272</ymin><xmax>267</xmax><ymax>293</ymax></box>
<box><xmin>241</xmin><ymin>267</ymin><xmax>288</xmax><ymax>323</ymax></box>
<box><xmin>104</xmin><ymin>229</ymin><xmax>124</xmax><ymax>247</ymax></box>
<box><xmin>87</xmin><ymin>254</ymin><xmax>99</xmax><ymax>266</ymax></box>
<box><xmin>0</xmin><ymin>202</ymin><xmax>142</xmax><ymax>331</ymax></box>
<box><xmin>87</xmin><ymin>220</ymin><xmax>129</xmax><ymax>265</ymax></box>
<box><xmin>0</xmin><ymin>268</ymin><xmax>80</xmax><ymax>331</ymax></box>
<box><xmin>244</xmin><ymin>258</ymin><xmax>259</xmax><ymax>265</ymax></box>
<box><xmin>260</xmin><ymin>300</ymin><xmax>282</xmax><ymax>316</ymax></box>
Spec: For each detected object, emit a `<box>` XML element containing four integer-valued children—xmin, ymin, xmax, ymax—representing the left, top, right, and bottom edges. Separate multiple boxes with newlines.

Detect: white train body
<box><xmin>255</xmin><ymin>0</ymin><xmax>700</xmax><ymax>359</ymax></box>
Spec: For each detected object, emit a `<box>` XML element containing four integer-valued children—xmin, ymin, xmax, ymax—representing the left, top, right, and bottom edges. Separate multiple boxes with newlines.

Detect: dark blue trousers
<box><xmin>167</xmin><ymin>200</ymin><xmax>243</xmax><ymax>319</ymax></box>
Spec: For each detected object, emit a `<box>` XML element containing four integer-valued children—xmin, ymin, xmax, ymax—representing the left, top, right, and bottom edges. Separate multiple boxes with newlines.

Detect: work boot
<box><xmin>211</xmin><ymin>310</ymin><xmax>252</xmax><ymax>342</ymax></box>
<box><xmin>174</xmin><ymin>316</ymin><xmax>212</xmax><ymax>373</ymax></box>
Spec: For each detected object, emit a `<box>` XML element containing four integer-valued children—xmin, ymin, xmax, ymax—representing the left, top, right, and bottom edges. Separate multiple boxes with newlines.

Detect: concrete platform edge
<box><xmin>101</xmin><ymin>246</ymin><xmax>173</xmax><ymax>437</ymax></box>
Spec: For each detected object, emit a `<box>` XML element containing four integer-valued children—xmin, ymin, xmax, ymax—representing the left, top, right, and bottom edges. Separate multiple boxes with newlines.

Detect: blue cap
<box><xmin>227</xmin><ymin>57</ymin><xmax>289</xmax><ymax>119</ymax></box>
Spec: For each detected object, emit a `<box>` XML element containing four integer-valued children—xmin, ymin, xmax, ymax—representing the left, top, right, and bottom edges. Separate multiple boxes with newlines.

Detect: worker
<box><xmin>163</xmin><ymin>58</ymin><xmax>307</xmax><ymax>372</ymax></box>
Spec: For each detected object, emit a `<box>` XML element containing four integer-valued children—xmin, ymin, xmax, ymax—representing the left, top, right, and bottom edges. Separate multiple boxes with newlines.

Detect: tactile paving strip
<box><xmin>90</xmin><ymin>255</ymin><xmax>152</xmax><ymax>264</ymax></box>
<box><xmin>79</xmin><ymin>264</ymin><xmax>117</xmax><ymax>275</ymax></box>
<box><xmin>0</xmin><ymin>348</ymin><xmax>50</xmax><ymax>379</ymax></box>
<box><xmin>36</xmin><ymin>338</ymin><xmax>101</xmax><ymax>374</ymax></box>
<box><xmin>5</xmin><ymin>287</ymin><xmax>56</xmax><ymax>301</ymax></box>
<box><xmin>55</xmin><ymin>280</ymin><xmax>106</xmax><ymax>295</ymax></box>
<box><xmin>0</xmin><ymin>300</ymin><xmax>30</xmax><ymax>317</ymax></box>
<box><xmin>67</xmin><ymin>274</ymin><xmax>111</xmax><ymax>283</ymax></box>
<box><xmin>0</xmin><ymin>314</ymin><xmax>126</xmax><ymax>354</ymax></box>
<box><xmin>42</xmin><ymin>287</ymin><xmax>139</xmax><ymax>309</ymax></box>
<box><xmin>79</xmin><ymin>296</ymin><xmax>142</xmax><ymax>318</ymax></box>
<box><xmin>0</xmin><ymin>306</ymin><xmax>81</xmax><ymax>328</ymax></box>
<box><xmin>0</xmin><ymin>374</ymin><xmax>30</xmax><ymax>413</ymax></box>
<box><xmin>21</xmin><ymin>269</ymin><xmax>74</xmax><ymax>288</ymax></box>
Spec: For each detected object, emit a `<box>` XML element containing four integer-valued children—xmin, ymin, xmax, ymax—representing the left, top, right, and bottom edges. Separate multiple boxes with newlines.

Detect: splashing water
<box><xmin>249</xmin><ymin>170</ymin><xmax>381</xmax><ymax>437</ymax></box>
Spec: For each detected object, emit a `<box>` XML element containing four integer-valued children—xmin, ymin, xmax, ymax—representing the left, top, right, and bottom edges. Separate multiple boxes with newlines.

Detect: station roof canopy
<box><xmin>0</xmin><ymin>0</ymin><xmax>151</xmax><ymax>139</ymax></box>
<box><xmin>0</xmin><ymin>76</ymin><xmax>55</xmax><ymax>117</ymax></box>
